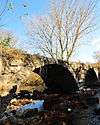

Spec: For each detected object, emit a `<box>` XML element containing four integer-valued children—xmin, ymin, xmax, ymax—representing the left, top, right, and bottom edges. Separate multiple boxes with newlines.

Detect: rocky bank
<box><xmin>0</xmin><ymin>45</ymin><xmax>45</xmax><ymax>96</ymax></box>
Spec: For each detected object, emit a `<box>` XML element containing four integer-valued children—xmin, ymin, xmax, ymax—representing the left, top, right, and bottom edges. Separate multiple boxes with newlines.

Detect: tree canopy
<box><xmin>27</xmin><ymin>0</ymin><xmax>97</xmax><ymax>64</ymax></box>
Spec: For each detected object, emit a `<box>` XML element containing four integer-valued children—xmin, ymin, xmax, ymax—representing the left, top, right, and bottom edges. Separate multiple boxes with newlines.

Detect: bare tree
<box><xmin>0</xmin><ymin>0</ymin><xmax>14</xmax><ymax>27</ymax></box>
<box><xmin>0</xmin><ymin>0</ymin><xmax>9</xmax><ymax>16</ymax></box>
<box><xmin>0</xmin><ymin>30</ymin><xmax>16</xmax><ymax>47</ymax></box>
<box><xmin>28</xmin><ymin>0</ymin><xmax>97</xmax><ymax>64</ymax></box>
<box><xmin>0</xmin><ymin>0</ymin><xmax>9</xmax><ymax>26</ymax></box>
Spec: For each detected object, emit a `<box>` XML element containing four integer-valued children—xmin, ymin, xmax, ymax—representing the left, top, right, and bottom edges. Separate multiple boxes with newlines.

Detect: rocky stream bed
<box><xmin>72</xmin><ymin>88</ymin><xmax>100</xmax><ymax>125</ymax></box>
<box><xmin>1</xmin><ymin>88</ymin><xmax>100</xmax><ymax>125</ymax></box>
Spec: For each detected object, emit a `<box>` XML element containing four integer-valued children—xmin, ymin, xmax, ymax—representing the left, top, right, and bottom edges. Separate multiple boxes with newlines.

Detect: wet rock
<box><xmin>8</xmin><ymin>98</ymin><xmax>34</xmax><ymax>111</ymax></box>
<box><xmin>86</xmin><ymin>97</ymin><xmax>99</xmax><ymax>106</ymax></box>
<box><xmin>80</xmin><ymin>88</ymin><xmax>97</xmax><ymax>97</ymax></box>
<box><xmin>33</xmin><ymin>90</ymin><xmax>44</xmax><ymax>99</ymax></box>
<box><xmin>22</xmin><ymin>108</ymin><xmax>38</xmax><ymax>118</ymax></box>
<box><xmin>94</xmin><ymin>105</ymin><xmax>100</xmax><ymax>115</ymax></box>
<box><xmin>43</xmin><ymin>94</ymin><xmax>80</xmax><ymax>112</ymax></box>
<box><xmin>0</xmin><ymin>85</ymin><xmax>17</xmax><ymax>116</ymax></box>
<box><xmin>43</xmin><ymin>96</ymin><xmax>62</xmax><ymax>110</ymax></box>
<box><xmin>9</xmin><ymin>85</ymin><xmax>17</xmax><ymax>95</ymax></box>
<box><xmin>0</xmin><ymin>115</ymin><xmax>17</xmax><ymax>125</ymax></box>
<box><xmin>10</xmin><ymin>110</ymin><xmax>16</xmax><ymax>116</ymax></box>
<box><xmin>79</xmin><ymin>102</ymin><xmax>88</xmax><ymax>109</ymax></box>
<box><xmin>17</xmin><ymin>90</ymin><xmax>31</xmax><ymax>99</ymax></box>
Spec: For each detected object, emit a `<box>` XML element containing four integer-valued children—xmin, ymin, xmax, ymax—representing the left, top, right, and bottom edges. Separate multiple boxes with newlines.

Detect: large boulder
<box><xmin>0</xmin><ymin>45</ymin><xmax>44</xmax><ymax>96</ymax></box>
<box><xmin>86</xmin><ymin>97</ymin><xmax>99</xmax><ymax>106</ymax></box>
<box><xmin>0</xmin><ymin>85</ymin><xmax>17</xmax><ymax>112</ymax></box>
<box><xmin>33</xmin><ymin>64</ymin><xmax>78</xmax><ymax>93</ymax></box>
<box><xmin>84</xmin><ymin>68</ymin><xmax>98</xmax><ymax>87</ymax></box>
<box><xmin>17</xmin><ymin>72</ymin><xmax>45</xmax><ymax>93</ymax></box>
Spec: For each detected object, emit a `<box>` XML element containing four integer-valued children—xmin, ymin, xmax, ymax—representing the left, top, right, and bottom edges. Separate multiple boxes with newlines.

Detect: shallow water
<box><xmin>22</xmin><ymin>100</ymin><xmax>44</xmax><ymax>109</ymax></box>
<box><xmin>17</xmin><ymin>100</ymin><xmax>44</xmax><ymax>113</ymax></box>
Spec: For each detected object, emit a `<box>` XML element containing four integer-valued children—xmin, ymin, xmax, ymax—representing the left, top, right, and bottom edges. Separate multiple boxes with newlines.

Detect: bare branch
<box><xmin>27</xmin><ymin>0</ymin><xmax>97</xmax><ymax>64</ymax></box>
<box><xmin>0</xmin><ymin>0</ymin><xmax>9</xmax><ymax>17</ymax></box>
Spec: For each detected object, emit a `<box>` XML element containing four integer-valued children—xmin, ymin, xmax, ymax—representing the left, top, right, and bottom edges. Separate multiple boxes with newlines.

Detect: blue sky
<box><xmin>0</xmin><ymin>0</ymin><xmax>100</xmax><ymax>63</ymax></box>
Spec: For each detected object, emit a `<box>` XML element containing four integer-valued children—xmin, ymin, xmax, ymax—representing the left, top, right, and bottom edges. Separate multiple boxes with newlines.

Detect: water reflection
<box><xmin>17</xmin><ymin>100</ymin><xmax>44</xmax><ymax>113</ymax></box>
